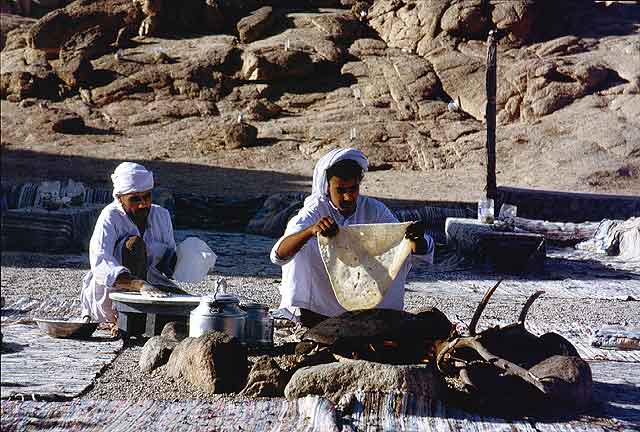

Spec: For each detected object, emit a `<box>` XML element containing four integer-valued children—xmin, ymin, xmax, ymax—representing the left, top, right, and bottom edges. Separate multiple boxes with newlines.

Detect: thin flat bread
<box><xmin>318</xmin><ymin>222</ymin><xmax>413</xmax><ymax>311</ymax></box>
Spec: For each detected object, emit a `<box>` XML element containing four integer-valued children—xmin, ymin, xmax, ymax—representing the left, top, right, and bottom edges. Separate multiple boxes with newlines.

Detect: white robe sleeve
<box><xmin>270</xmin><ymin>204</ymin><xmax>320</xmax><ymax>266</ymax></box>
<box><xmin>89</xmin><ymin>211</ymin><xmax>128</xmax><ymax>288</ymax></box>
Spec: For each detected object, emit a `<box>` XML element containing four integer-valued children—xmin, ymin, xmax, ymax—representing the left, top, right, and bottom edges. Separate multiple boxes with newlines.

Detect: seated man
<box><xmin>81</xmin><ymin>162</ymin><xmax>176</xmax><ymax>323</ymax></box>
<box><xmin>270</xmin><ymin>148</ymin><xmax>434</xmax><ymax>327</ymax></box>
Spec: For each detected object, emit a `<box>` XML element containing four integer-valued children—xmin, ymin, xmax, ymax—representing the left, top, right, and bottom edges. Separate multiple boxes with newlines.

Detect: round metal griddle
<box><xmin>109</xmin><ymin>292</ymin><xmax>202</xmax><ymax>305</ymax></box>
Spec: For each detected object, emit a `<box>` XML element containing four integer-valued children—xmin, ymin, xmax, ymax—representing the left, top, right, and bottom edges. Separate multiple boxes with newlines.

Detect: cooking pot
<box><xmin>242</xmin><ymin>303</ymin><xmax>273</xmax><ymax>348</ymax></box>
<box><xmin>189</xmin><ymin>293</ymin><xmax>246</xmax><ymax>341</ymax></box>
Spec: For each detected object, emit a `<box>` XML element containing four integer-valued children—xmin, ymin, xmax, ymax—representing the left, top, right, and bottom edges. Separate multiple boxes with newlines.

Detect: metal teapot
<box><xmin>189</xmin><ymin>279</ymin><xmax>246</xmax><ymax>340</ymax></box>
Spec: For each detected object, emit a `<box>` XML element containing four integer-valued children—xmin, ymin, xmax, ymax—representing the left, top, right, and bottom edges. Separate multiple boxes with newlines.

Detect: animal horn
<box><xmin>469</xmin><ymin>279</ymin><xmax>503</xmax><ymax>336</ymax></box>
<box><xmin>518</xmin><ymin>290</ymin><xmax>545</xmax><ymax>325</ymax></box>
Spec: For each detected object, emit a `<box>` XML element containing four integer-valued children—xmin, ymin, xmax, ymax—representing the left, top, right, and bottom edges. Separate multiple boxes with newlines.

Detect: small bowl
<box><xmin>35</xmin><ymin>318</ymin><xmax>99</xmax><ymax>339</ymax></box>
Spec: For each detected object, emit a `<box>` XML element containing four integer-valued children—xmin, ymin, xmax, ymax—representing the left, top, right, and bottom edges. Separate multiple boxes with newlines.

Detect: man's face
<box><xmin>119</xmin><ymin>190</ymin><xmax>152</xmax><ymax>225</ymax></box>
<box><xmin>328</xmin><ymin>176</ymin><xmax>360</xmax><ymax>216</ymax></box>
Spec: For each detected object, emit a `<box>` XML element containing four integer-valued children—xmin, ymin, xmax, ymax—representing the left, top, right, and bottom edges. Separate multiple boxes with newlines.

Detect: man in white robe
<box><xmin>270</xmin><ymin>148</ymin><xmax>434</xmax><ymax>327</ymax></box>
<box><xmin>81</xmin><ymin>162</ymin><xmax>177</xmax><ymax>323</ymax></box>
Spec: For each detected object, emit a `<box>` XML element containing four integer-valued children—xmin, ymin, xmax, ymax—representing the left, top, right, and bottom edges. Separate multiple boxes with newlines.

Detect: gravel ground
<box><xmin>1</xmin><ymin>229</ymin><xmax>639</xmax><ymax>402</ymax></box>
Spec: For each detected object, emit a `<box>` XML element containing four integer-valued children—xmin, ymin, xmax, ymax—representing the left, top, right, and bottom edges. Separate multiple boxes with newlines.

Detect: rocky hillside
<box><xmin>1</xmin><ymin>0</ymin><xmax>639</xmax><ymax>200</ymax></box>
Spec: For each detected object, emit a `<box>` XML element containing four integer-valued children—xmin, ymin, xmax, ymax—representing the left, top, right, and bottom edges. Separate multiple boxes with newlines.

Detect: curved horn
<box><xmin>469</xmin><ymin>279</ymin><xmax>503</xmax><ymax>336</ymax></box>
<box><xmin>518</xmin><ymin>290</ymin><xmax>545</xmax><ymax>325</ymax></box>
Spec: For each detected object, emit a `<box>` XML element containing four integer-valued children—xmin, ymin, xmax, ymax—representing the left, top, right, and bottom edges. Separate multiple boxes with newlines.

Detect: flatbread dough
<box><xmin>317</xmin><ymin>222</ymin><xmax>413</xmax><ymax>311</ymax></box>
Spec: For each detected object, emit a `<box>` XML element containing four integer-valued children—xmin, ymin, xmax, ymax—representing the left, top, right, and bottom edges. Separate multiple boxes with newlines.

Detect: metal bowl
<box><xmin>35</xmin><ymin>318</ymin><xmax>99</xmax><ymax>339</ymax></box>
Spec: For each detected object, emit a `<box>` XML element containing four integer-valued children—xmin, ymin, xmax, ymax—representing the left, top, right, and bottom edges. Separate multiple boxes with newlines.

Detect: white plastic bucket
<box><xmin>173</xmin><ymin>237</ymin><xmax>217</xmax><ymax>283</ymax></box>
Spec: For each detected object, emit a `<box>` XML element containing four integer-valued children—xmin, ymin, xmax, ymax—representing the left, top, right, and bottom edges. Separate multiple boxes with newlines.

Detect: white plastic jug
<box><xmin>173</xmin><ymin>237</ymin><xmax>217</xmax><ymax>283</ymax></box>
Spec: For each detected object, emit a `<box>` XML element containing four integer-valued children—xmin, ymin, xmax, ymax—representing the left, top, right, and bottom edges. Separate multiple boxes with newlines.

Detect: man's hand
<box><xmin>115</xmin><ymin>274</ymin><xmax>169</xmax><ymax>297</ymax></box>
<box><xmin>405</xmin><ymin>221</ymin><xmax>426</xmax><ymax>241</ymax></box>
<box><xmin>311</xmin><ymin>216</ymin><xmax>339</xmax><ymax>238</ymax></box>
<box><xmin>275</xmin><ymin>217</ymin><xmax>339</xmax><ymax>259</ymax></box>
<box><xmin>405</xmin><ymin>221</ymin><xmax>427</xmax><ymax>254</ymax></box>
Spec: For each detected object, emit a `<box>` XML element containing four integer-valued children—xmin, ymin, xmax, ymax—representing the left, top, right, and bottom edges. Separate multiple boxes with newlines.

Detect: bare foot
<box><xmin>110</xmin><ymin>322</ymin><xmax>119</xmax><ymax>338</ymax></box>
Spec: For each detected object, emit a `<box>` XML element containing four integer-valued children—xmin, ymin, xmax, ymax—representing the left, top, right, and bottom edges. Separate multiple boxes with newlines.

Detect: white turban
<box><xmin>111</xmin><ymin>162</ymin><xmax>154</xmax><ymax>198</ymax></box>
<box><xmin>305</xmin><ymin>148</ymin><xmax>368</xmax><ymax>206</ymax></box>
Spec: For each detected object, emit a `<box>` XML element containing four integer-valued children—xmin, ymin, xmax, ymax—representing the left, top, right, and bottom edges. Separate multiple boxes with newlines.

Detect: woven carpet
<box><xmin>0</xmin><ymin>396</ymin><xmax>340</xmax><ymax>432</ymax></box>
<box><xmin>1</xmin><ymin>324</ymin><xmax>122</xmax><ymax>400</ymax></box>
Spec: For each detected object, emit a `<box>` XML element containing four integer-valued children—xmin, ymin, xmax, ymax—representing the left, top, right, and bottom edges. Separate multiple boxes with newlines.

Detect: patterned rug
<box><xmin>0</xmin><ymin>396</ymin><xmax>340</xmax><ymax>432</ymax></box>
<box><xmin>1</xmin><ymin>324</ymin><xmax>122</xmax><ymax>400</ymax></box>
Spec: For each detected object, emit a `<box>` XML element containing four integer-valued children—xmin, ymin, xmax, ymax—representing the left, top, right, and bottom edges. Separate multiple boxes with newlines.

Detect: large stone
<box><xmin>244</xmin><ymin>99</ymin><xmax>281</xmax><ymax>121</ymax></box>
<box><xmin>241</xmin><ymin>49</ymin><xmax>316</xmax><ymax>81</ymax></box>
<box><xmin>529</xmin><ymin>355</ymin><xmax>592</xmax><ymax>411</ymax></box>
<box><xmin>284</xmin><ymin>360</ymin><xmax>445</xmax><ymax>404</ymax></box>
<box><xmin>348</xmin><ymin>38</ymin><xmax>387</xmax><ymax>58</ymax></box>
<box><xmin>224</xmin><ymin>121</ymin><xmax>258</xmax><ymax>149</ymax></box>
<box><xmin>342</xmin><ymin>53</ymin><xmax>442</xmax><ymax>121</ymax></box>
<box><xmin>165</xmin><ymin>331</ymin><xmax>248</xmax><ymax>393</ymax></box>
<box><xmin>241</xmin><ymin>356</ymin><xmax>291</xmax><ymax>397</ymax></box>
<box><xmin>310</xmin><ymin>12</ymin><xmax>364</xmax><ymax>42</ymax></box>
<box><xmin>237</xmin><ymin>6</ymin><xmax>274</xmax><ymax>44</ymax></box>
<box><xmin>139</xmin><ymin>335</ymin><xmax>178</xmax><ymax>372</ymax></box>
<box><xmin>160</xmin><ymin>321</ymin><xmax>188</xmax><ymax>341</ymax></box>
<box><xmin>368</xmin><ymin>0</ymin><xmax>452</xmax><ymax>53</ymax></box>
<box><xmin>440</xmin><ymin>0</ymin><xmax>487</xmax><ymax>39</ymax></box>
<box><xmin>245</xmin><ymin>24</ymin><xmax>343</xmax><ymax>69</ymax></box>
<box><xmin>368</xmin><ymin>0</ymin><xmax>549</xmax><ymax>50</ymax></box>
<box><xmin>0</xmin><ymin>13</ymin><xmax>35</xmax><ymax>51</ymax></box>
<box><xmin>491</xmin><ymin>0</ymin><xmax>536</xmax><ymax>43</ymax></box>
<box><xmin>26</xmin><ymin>0</ymin><xmax>142</xmax><ymax>58</ymax></box>
<box><xmin>519</xmin><ymin>59</ymin><xmax>613</xmax><ymax>121</ymax></box>
<box><xmin>1</xmin><ymin>68</ymin><xmax>63</xmax><ymax>101</ymax></box>
<box><xmin>445</xmin><ymin>217</ymin><xmax>546</xmax><ymax>271</ymax></box>
<box><xmin>58</xmin><ymin>25</ymin><xmax>113</xmax><ymax>63</ymax></box>
<box><xmin>55</xmin><ymin>55</ymin><xmax>93</xmax><ymax>88</ymax></box>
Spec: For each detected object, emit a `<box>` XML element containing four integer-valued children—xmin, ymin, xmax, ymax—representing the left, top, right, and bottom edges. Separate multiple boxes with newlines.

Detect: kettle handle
<box><xmin>214</xmin><ymin>278</ymin><xmax>228</xmax><ymax>299</ymax></box>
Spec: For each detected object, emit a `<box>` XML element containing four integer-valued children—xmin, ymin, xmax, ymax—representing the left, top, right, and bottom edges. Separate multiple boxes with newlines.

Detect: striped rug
<box><xmin>0</xmin><ymin>396</ymin><xmax>340</xmax><ymax>432</ymax></box>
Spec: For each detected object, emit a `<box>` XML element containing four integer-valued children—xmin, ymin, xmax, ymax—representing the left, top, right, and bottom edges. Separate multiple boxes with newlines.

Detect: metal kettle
<box><xmin>189</xmin><ymin>280</ymin><xmax>246</xmax><ymax>340</ymax></box>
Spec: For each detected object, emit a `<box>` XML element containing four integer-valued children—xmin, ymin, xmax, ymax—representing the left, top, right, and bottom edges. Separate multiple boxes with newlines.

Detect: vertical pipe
<box><xmin>485</xmin><ymin>30</ymin><xmax>497</xmax><ymax>200</ymax></box>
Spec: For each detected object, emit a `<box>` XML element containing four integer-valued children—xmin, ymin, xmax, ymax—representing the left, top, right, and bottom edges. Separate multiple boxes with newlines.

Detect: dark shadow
<box><xmin>252</xmin><ymin>137</ymin><xmax>300</xmax><ymax>148</ymax></box>
<box><xmin>0</xmin><ymin>342</ymin><xmax>27</xmax><ymax>354</ymax></box>
<box><xmin>267</xmin><ymin>62</ymin><xmax>357</xmax><ymax>100</ymax></box>
<box><xmin>528</xmin><ymin>2</ymin><xmax>640</xmax><ymax>42</ymax></box>
<box><xmin>1</xmin><ymin>149</ymin><xmax>310</xmax><ymax>200</ymax></box>
<box><xmin>91</xmin><ymin>69</ymin><xmax>123</xmax><ymax>87</ymax></box>
<box><xmin>65</xmin><ymin>126</ymin><xmax>119</xmax><ymax>136</ymax></box>
<box><xmin>593</xmin><ymin>381</ymin><xmax>640</xmax><ymax>406</ymax></box>
<box><xmin>592</xmin><ymin>69</ymin><xmax>630</xmax><ymax>94</ymax></box>
<box><xmin>568</xmin><ymin>3</ymin><xmax>640</xmax><ymax>39</ymax></box>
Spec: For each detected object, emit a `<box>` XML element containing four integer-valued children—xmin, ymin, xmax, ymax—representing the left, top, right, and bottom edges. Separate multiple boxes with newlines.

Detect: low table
<box><xmin>110</xmin><ymin>292</ymin><xmax>202</xmax><ymax>338</ymax></box>
<box><xmin>445</xmin><ymin>217</ymin><xmax>546</xmax><ymax>272</ymax></box>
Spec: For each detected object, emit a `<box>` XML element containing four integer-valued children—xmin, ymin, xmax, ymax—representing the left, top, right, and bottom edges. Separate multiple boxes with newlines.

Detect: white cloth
<box><xmin>305</xmin><ymin>148</ymin><xmax>368</xmax><ymax>207</ymax></box>
<box><xmin>111</xmin><ymin>162</ymin><xmax>154</xmax><ymax>198</ymax></box>
<box><xmin>80</xmin><ymin>201</ymin><xmax>175</xmax><ymax>323</ymax></box>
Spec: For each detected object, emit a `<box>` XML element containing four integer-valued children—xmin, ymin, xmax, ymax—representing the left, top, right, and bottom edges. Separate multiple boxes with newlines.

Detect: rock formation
<box><xmin>0</xmin><ymin>0</ymin><xmax>638</xmax><ymax>195</ymax></box>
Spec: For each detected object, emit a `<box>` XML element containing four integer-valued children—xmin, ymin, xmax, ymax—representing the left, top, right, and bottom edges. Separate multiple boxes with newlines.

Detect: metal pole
<box><xmin>485</xmin><ymin>30</ymin><xmax>497</xmax><ymax>200</ymax></box>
